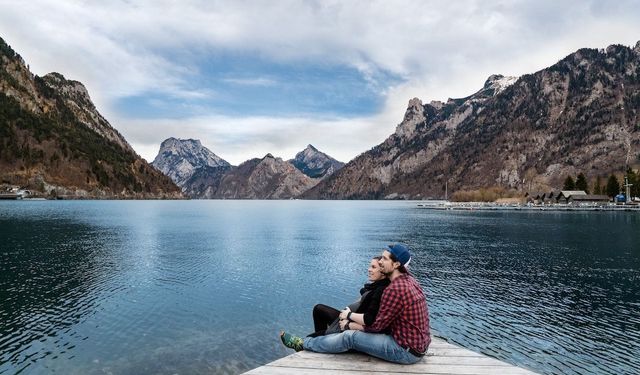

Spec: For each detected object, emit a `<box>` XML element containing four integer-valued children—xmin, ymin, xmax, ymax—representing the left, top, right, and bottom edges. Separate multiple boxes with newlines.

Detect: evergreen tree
<box><xmin>563</xmin><ymin>175</ymin><xmax>575</xmax><ymax>190</ymax></box>
<box><xmin>593</xmin><ymin>176</ymin><xmax>602</xmax><ymax>195</ymax></box>
<box><xmin>606</xmin><ymin>174</ymin><xmax>620</xmax><ymax>197</ymax></box>
<box><xmin>575</xmin><ymin>173</ymin><xmax>589</xmax><ymax>193</ymax></box>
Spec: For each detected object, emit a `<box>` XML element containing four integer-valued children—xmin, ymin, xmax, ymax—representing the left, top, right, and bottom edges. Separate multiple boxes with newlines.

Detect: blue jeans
<box><xmin>303</xmin><ymin>330</ymin><xmax>422</xmax><ymax>364</ymax></box>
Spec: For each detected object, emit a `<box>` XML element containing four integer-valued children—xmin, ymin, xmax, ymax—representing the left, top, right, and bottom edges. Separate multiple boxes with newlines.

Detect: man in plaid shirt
<box><xmin>280</xmin><ymin>243</ymin><xmax>430</xmax><ymax>364</ymax></box>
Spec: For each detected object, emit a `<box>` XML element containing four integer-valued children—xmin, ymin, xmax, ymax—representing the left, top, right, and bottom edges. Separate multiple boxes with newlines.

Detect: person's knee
<box><xmin>313</xmin><ymin>304</ymin><xmax>329</xmax><ymax>312</ymax></box>
<box><xmin>312</xmin><ymin>304</ymin><xmax>324</xmax><ymax>315</ymax></box>
<box><xmin>341</xmin><ymin>330</ymin><xmax>357</xmax><ymax>347</ymax></box>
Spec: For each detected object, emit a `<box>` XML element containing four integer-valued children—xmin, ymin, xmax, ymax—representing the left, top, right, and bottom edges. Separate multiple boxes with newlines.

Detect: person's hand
<box><xmin>339</xmin><ymin>307</ymin><xmax>351</xmax><ymax>320</ymax></box>
<box><xmin>339</xmin><ymin>318</ymin><xmax>349</xmax><ymax>331</ymax></box>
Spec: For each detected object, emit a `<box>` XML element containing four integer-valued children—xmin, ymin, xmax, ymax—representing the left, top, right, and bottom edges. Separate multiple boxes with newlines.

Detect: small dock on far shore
<box><xmin>243</xmin><ymin>336</ymin><xmax>538</xmax><ymax>374</ymax></box>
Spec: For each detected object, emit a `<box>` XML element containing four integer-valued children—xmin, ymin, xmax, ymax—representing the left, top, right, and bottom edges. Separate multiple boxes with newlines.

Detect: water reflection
<box><xmin>1</xmin><ymin>202</ymin><xmax>639</xmax><ymax>375</ymax></box>
<box><xmin>0</xmin><ymin>216</ymin><xmax>113</xmax><ymax>374</ymax></box>
<box><xmin>404</xmin><ymin>211</ymin><xmax>640</xmax><ymax>375</ymax></box>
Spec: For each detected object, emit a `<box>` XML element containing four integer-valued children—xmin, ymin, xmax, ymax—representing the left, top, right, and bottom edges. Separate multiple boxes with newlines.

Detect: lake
<box><xmin>1</xmin><ymin>200</ymin><xmax>639</xmax><ymax>374</ymax></box>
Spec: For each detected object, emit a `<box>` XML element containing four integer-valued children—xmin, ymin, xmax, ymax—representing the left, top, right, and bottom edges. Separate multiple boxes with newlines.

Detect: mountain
<box><xmin>196</xmin><ymin>153</ymin><xmax>317</xmax><ymax>199</ymax></box>
<box><xmin>289</xmin><ymin>144</ymin><xmax>344</xmax><ymax>179</ymax></box>
<box><xmin>182</xmin><ymin>164</ymin><xmax>232</xmax><ymax>198</ymax></box>
<box><xmin>154</xmin><ymin>142</ymin><xmax>336</xmax><ymax>198</ymax></box>
<box><xmin>0</xmin><ymin>37</ymin><xmax>180</xmax><ymax>198</ymax></box>
<box><xmin>304</xmin><ymin>42</ymin><xmax>640</xmax><ymax>199</ymax></box>
<box><xmin>151</xmin><ymin>137</ymin><xmax>231</xmax><ymax>189</ymax></box>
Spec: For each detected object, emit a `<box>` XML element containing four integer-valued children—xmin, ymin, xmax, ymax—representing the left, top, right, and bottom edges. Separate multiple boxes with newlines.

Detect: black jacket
<box><xmin>356</xmin><ymin>278</ymin><xmax>391</xmax><ymax>326</ymax></box>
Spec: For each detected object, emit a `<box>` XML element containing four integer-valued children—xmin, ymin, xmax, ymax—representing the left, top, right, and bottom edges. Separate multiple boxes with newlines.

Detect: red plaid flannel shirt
<box><xmin>365</xmin><ymin>274</ymin><xmax>430</xmax><ymax>353</ymax></box>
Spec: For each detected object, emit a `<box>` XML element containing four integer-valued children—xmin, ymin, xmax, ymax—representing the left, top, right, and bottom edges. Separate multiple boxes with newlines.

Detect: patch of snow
<box><xmin>491</xmin><ymin>75</ymin><xmax>519</xmax><ymax>95</ymax></box>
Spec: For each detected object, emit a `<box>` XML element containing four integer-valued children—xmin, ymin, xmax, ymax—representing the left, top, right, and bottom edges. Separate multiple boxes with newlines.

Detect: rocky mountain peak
<box><xmin>289</xmin><ymin>144</ymin><xmax>344</xmax><ymax>179</ymax></box>
<box><xmin>0</xmin><ymin>37</ymin><xmax>17</xmax><ymax>58</ymax></box>
<box><xmin>483</xmin><ymin>74</ymin><xmax>518</xmax><ymax>96</ymax></box>
<box><xmin>38</xmin><ymin>71</ymin><xmax>134</xmax><ymax>153</ymax></box>
<box><xmin>395</xmin><ymin>97</ymin><xmax>426</xmax><ymax>139</ymax></box>
<box><xmin>156</xmin><ymin>138</ymin><xmax>228</xmax><ymax>165</ymax></box>
<box><xmin>404</xmin><ymin>97</ymin><xmax>424</xmax><ymax>121</ymax></box>
<box><xmin>42</xmin><ymin>73</ymin><xmax>90</xmax><ymax>107</ymax></box>
<box><xmin>152</xmin><ymin>138</ymin><xmax>230</xmax><ymax>188</ymax></box>
<box><xmin>263</xmin><ymin>153</ymin><xmax>275</xmax><ymax>159</ymax></box>
<box><xmin>299</xmin><ymin>144</ymin><xmax>320</xmax><ymax>159</ymax></box>
<box><xmin>1</xmin><ymin>40</ymin><xmax>42</xmax><ymax>114</ymax></box>
<box><xmin>605</xmin><ymin>43</ymin><xmax>626</xmax><ymax>55</ymax></box>
<box><xmin>635</xmin><ymin>41</ymin><xmax>640</xmax><ymax>54</ymax></box>
<box><xmin>159</xmin><ymin>137</ymin><xmax>204</xmax><ymax>154</ymax></box>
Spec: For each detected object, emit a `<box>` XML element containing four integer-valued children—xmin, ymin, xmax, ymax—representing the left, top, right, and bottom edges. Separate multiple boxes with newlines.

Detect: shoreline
<box><xmin>417</xmin><ymin>202</ymin><xmax>640</xmax><ymax>211</ymax></box>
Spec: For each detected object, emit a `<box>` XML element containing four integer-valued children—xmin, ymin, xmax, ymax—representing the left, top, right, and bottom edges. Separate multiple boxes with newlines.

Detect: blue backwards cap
<box><xmin>387</xmin><ymin>243</ymin><xmax>411</xmax><ymax>266</ymax></box>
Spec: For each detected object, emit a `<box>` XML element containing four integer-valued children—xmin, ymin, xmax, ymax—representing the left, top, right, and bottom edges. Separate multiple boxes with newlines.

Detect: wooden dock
<box><xmin>243</xmin><ymin>336</ymin><xmax>538</xmax><ymax>374</ymax></box>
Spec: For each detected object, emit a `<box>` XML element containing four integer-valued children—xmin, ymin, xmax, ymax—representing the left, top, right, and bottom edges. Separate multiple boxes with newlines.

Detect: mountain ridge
<box><xmin>5</xmin><ymin>35</ymin><xmax>639</xmax><ymax>200</ymax></box>
<box><xmin>304</xmin><ymin>42</ymin><xmax>640</xmax><ymax>199</ymax></box>
<box><xmin>0</xmin><ymin>36</ymin><xmax>181</xmax><ymax>198</ymax></box>
<box><xmin>200</xmin><ymin>153</ymin><xmax>317</xmax><ymax>199</ymax></box>
<box><xmin>151</xmin><ymin>138</ymin><xmax>344</xmax><ymax>198</ymax></box>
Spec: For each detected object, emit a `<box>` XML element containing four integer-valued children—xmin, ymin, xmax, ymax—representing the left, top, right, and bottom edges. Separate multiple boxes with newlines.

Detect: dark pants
<box><xmin>308</xmin><ymin>304</ymin><xmax>340</xmax><ymax>337</ymax></box>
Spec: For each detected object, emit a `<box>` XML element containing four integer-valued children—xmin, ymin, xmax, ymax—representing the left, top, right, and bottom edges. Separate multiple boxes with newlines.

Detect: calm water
<box><xmin>1</xmin><ymin>201</ymin><xmax>639</xmax><ymax>375</ymax></box>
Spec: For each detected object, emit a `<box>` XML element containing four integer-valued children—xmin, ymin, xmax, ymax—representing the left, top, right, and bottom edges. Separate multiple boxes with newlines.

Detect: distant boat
<box><xmin>417</xmin><ymin>200</ymin><xmax>451</xmax><ymax>209</ymax></box>
<box><xmin>0</xmin><ymin>193</ymin><xmax>21</xmax><ymax>200</ymax></box>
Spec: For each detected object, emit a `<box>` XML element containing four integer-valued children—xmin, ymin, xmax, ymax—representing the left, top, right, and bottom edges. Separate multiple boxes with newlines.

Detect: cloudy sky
<box><xmin>1</xmin><ymin>0</ymin><xmax>639</xmax><ymax>164</ymax></box>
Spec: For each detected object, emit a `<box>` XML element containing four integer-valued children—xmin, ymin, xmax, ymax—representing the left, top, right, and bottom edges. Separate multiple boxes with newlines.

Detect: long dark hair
<box><xmin>388</xmin><ymin>252</ymin><xmax>409</xmax><ymax>274</ymax></box>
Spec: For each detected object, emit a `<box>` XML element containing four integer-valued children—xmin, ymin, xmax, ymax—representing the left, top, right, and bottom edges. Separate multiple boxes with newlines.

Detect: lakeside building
<box><xmin>527</xmin><ymin>190</ymin><xmax>610</xmax><ymax>205</ymax></box>
<box><xmin>568</xmin><ymin>194</ymin><xmax>610</xmax><ymax>205</ymax></box>
<box><xmin>544</xmin><ymin>190</ymin><xmax>557</xmax><ymax>204</ymax></box>
<box><xmin>526</xmin><ymin>191</ymin><xmax>558</xmax><ymax>204</ymax></box>
<box><xmin>556</xmin><ymin>190</ymin><xmax>587</xmax><ymax>204</ymax></box>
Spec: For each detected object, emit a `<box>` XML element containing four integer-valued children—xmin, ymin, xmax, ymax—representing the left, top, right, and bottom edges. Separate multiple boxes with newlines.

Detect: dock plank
<box><xmin>243</xmin><ymin>337</ymin><xmax>538</xmax><ymax>375</ymax></box>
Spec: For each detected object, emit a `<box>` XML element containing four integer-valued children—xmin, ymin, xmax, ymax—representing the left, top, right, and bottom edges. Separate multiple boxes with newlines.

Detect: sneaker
<box><xmin>280</xmin><ymin>331</ymin><xmax>304</xmax><ymax>352</ymax></box>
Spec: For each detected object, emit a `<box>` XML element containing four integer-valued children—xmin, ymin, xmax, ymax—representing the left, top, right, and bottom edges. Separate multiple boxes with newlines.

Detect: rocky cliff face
<box><xmin>0</xmin><ymin>37</ymin><xmax>181</xmax><ymax>198</ymax></box>
<box><xmin>42</xmin><ymin>72</ymin><xmax>134</xmax><ymax>153</ymax></box>
<box><xmin>152</xmin><ymin>137</ymin><xmax>230</xmax><ymax>189</ymax></box>
<box><xmin>289</xmin><ymin>144</ymin><xmax>344</xmax><ymax>178</ymax></box>
<box><xmin>305</xmin><ymin>42</ymin><xmax>640</xmax><ymax>199</ymax></box>
<box><xmin>199</xmin><ymin>154</ymin><xmax>318</xmax><ymax>199</ymax></box>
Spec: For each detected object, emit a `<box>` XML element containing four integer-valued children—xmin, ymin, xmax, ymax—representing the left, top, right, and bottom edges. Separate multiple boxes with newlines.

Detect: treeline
<box><xmin>563</xmin><ymin>169</ymin><xmax>639</xmax><ymax>198</ymax></box>
<box><xmin>0</xmin><ymin>91</ymin><xmax>147</xmax><ymax>193</ymax></box>
<box><xmin>450</xmin><ymin>187</ymin><xmax>521</xmax><ymax>202</ymax></box>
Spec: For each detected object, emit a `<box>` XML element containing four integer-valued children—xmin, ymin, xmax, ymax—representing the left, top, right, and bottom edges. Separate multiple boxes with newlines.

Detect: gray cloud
<box><xmin>1</xmin><ymin>0</ymin><xmax>639</xmax><ymax>163</ymax></box>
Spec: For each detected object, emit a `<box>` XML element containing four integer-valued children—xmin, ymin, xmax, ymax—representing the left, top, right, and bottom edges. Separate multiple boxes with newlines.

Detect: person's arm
<box><xmin>339</xmin><ymin>308</ymin><xmax>365</xmax><ymax>326</ymax></box>
<box><xmin>339</xmin><ymin>286</ymin><xmax>386</xmax><ymax>326</ymax></box>
<box><xmin>339</xmin><ymin>318</ymin><xmax>364</xmax><ymax>331</ymax></box>
<box><xmin>364</xmin><ymin>286</ymin><xmax>403</xmax><ymax>333</ymax></box>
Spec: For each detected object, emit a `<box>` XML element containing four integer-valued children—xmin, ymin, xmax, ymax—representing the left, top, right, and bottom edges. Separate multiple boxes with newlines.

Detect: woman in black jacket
<box><xmin>308</xmin><ymin>256</ymin><xmax>390</xmax><ymax>337</ymax></box>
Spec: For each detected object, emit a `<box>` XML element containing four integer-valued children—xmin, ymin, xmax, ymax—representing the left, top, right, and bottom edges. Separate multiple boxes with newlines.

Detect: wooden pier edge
<box><xmin>242</xmin><ymin>336</ymin><xmax>538</xmax><ymax>374</ymax></box>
